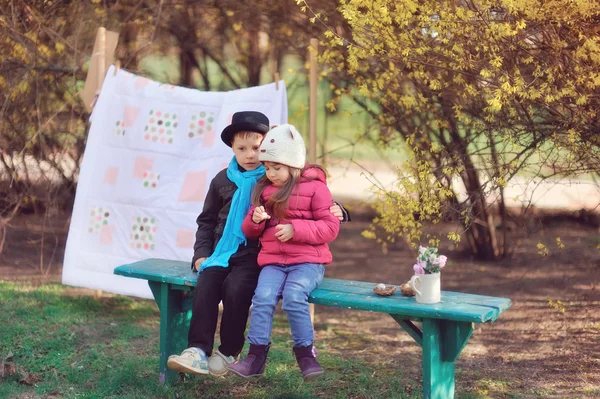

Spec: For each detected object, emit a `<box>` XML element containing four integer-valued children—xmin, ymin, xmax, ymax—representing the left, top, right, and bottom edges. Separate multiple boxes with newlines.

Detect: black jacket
<box><xmin>191</xmin><ymin>167</ymin><xmax>261</xmax><ymax>269</ymax></box>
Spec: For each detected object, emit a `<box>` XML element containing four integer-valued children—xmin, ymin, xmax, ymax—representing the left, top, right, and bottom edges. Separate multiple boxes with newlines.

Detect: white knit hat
<box><xmin>259</xmin><ymin>124</ymin><xmax>306</xmax><ymax>169</ymax></box>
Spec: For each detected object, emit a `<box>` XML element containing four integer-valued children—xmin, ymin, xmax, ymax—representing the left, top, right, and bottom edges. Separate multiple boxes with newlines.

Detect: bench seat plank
<box><xmin>115</xmin><ymin>259</ymin><xmax>511</xmax><ymax>324</ymax></box>
<box><xmin>115</xmin><ymin>258</ymin><xmax>197</xmax><ymax>286</ymax></box>
<box><xmin>312</xmin><ymin>278</ymin><xmax>509</xmax><ymax>323</ymax></box>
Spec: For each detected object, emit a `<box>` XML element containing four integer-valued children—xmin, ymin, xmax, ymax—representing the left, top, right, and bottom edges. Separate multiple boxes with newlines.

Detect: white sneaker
<box><xmin>208</xmin><ymin>350</ymin><xmax>238</xmax><ymax>376</ymax></box>
<box><xmin>167</xmin><ymin>347</ymin><xmax>209</xmax><ymax>375</ymax></box>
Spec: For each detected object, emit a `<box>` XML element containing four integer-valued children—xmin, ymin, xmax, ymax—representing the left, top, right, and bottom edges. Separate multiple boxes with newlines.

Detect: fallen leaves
<box><xmin>0</xmin><ymin>352</ymin><xmax>41</xmax><ymax>386</ymax></box>
<box><xmin>0</xmin><ymin>361</ymin><xmax>17</xmax><ymax>378</ymax></box>
<box><xmin>0</xmin><ymin>352</ymin><xmax>16</xmax><ymax>379</ymax></box>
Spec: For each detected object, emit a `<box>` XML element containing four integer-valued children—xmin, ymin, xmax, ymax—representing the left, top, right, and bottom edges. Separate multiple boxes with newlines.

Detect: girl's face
<box><xmin>263</xmin><ymin>161</ymin><xmax>291</xmax><ymax>187</ymax></box>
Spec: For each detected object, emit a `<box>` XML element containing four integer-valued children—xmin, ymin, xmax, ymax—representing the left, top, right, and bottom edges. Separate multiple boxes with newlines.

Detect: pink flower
<box><xmin>438</xmin><ymin>255</ymin><xmax>448</xmax><ymax>268</ymax></box>
<box><xmin>413</xmin><ymin>262</ymin><xmax>425</xmax><ymax>275</ymax></box>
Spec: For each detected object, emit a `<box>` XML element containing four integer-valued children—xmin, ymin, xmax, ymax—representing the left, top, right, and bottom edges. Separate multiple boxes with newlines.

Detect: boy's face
<box><xmin>232</xmin><ymin>134</ymin><xmax>264</xmax><ymax>171</ymax></box>
<box><xmin>264</xmin><ymin>161</ymin><xmax>291</xmax><ymax>187</ymax></box>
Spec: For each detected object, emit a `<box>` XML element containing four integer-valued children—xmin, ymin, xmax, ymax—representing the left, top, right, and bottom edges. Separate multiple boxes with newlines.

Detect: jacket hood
<box><xmin>300</xmin><ymin>166</ymin><xmax>327</xmax><ymax>184</ymax></box>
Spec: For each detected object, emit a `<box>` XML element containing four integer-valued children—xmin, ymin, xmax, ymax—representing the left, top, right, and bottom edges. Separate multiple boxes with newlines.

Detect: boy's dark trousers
<box><xmin>188</xmin><ymin>254</ymin><xmax>261</xmax><ymax>357</ymax></box>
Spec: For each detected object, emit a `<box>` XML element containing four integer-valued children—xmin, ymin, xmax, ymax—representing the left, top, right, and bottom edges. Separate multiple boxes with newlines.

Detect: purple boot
<box><xmin>293</xmin><ymin>344</ymin><xmax>324</xmax><ymax>382</ymax></box>
<box><xmin>228</xmin><ymin>343</ymin><xmax>270</xmax><ymax>379</ymax></box>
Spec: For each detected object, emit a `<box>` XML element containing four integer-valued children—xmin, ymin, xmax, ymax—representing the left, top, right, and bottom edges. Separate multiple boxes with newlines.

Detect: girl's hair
<box><xmin>252</xmin><ymin>164</ymin><xmax>327</xmax><ymax>220</ymax></box>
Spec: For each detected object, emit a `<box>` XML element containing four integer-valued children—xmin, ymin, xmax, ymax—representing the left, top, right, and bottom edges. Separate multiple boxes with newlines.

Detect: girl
<box><xmin>228</xmin><ymin>124</ymin><xmax>340</xmax><ymax>382</ymax></box>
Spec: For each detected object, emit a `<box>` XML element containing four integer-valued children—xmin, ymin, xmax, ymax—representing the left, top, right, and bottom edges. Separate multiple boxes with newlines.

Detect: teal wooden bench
<box><xmin>114</xmin><ymin>258</ymin><xmax>511</xmax><ymax>399</ymax></box>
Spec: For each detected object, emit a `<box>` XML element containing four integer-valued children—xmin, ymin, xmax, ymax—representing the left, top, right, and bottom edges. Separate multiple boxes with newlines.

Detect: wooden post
<box><xmin>97</xmin><ymin>27</ymin><xmax>106</xmax><ymax>91</ymax></box>
<box><xmin>79</xmin><ymin>27</ymin><xmax>119</xmax><ymax>112</ymax></box>
<box><xmin>94</xmin><ymin>27</ymin><xmax>105</xmax><ymax>298</ymax></box>
<box><xmin>94</xmin><ymin>28</ymin><xmax>104</xmax><ymax>296</ymax></box>
<box><xmin>308</xmin><ymin>38</ymin><xmax>320</xmax><ymax>323</ymax></box>
<box><xmin>309</xmin><ymin>38</ymin><xmax>319</xmax><ymax>165</ymax></box>
<box><xmin>94</xmin><ymin>28</ymin><xmax>105</xmax><ymax>299</ymax></box>
<box><xmin>270</xmin><ymin>55</ymin><xmax>280</xmax><ymax>90</ymax></box>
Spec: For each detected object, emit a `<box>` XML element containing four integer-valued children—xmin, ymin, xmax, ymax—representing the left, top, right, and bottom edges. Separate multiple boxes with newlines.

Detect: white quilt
<box><xmin>62</xmin><ymin>65</ymin><xmax>288</xmax><ymax>298</ymax></box>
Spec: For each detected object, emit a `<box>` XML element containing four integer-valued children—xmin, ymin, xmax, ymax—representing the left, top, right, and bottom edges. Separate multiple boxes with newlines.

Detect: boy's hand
<box><xmin>275</xmin><ymin>224</ymin><xmax>294</xmax><ymax>242</ymax></box>
<box><xmin>252</xmin><ymin>206</ymin><xmax>271</xmax><ymax>224</ymax></box>
<box><xmin>330</xmin><ymin>203</ymin><xmax>343</xmax><ymax>221</ymax></box>
<box><xmin>194</xmin><ymin>257</ymin><xmax>207</xmax><ymax>271</ymax></box>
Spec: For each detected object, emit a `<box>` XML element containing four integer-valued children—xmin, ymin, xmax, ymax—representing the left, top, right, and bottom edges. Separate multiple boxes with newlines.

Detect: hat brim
<box><xmin>221</xmin><ymin>122</ymin><xmax>269</xmax><ymax>147</ymax></box>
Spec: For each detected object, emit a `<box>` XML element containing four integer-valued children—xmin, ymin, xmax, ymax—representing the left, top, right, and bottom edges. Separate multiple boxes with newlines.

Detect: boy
<box><xmin>167</xmin><ymin>111</ymin><xmax>348</xmax><ymax>376</ymax></box>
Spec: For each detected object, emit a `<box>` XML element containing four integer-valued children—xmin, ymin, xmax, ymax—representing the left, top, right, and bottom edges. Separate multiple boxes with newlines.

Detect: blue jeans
<box><xmin>247</xmin><ymin>263</ymin><xmax>325</xmax><ymax>347</ymax></box>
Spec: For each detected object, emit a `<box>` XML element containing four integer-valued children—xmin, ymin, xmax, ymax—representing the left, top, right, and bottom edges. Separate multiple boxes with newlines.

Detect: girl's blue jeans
<box><xmin>247</xmin><ymin>263</ymin><xmax>325</xmax><ymax>347</ymax></box>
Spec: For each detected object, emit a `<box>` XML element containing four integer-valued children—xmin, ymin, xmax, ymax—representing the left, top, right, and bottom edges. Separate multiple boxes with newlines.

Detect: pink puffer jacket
<box><xmin>242</xmin><ymin>167</ymin><xmax>340</xmax><ymax>267</ymax></box>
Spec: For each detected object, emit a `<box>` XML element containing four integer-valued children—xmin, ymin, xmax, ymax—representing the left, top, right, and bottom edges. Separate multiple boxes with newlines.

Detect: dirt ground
<box><xmin>1</xmin><ymin>209</ymin><xmax>599</xmax><ymax>398</ymax></box>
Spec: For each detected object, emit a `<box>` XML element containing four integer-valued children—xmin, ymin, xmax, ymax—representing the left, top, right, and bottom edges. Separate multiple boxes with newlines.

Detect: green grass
<box><xmin>0</xmin><ymin>281</ymin><xmax>423</xmax><ymax>399</ymax></box>
<box><xmin>0</xmin><ymin>281</ymin><xmax>563</xmax><ymax>398</ymax></box>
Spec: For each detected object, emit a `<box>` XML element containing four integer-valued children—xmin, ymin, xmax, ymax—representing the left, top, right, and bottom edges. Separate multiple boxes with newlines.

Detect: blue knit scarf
<box><xmin>200</xmin><ymin>156</ymin><xmax>265</xmax><ymax>271</ymax></box>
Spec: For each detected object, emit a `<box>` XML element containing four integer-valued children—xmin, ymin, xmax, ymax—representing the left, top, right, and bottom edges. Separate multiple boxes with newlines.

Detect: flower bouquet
<box><xmin>413</xmin><ymin>246</ymin><xmax>447</xmax><ymax>275</ymax></box>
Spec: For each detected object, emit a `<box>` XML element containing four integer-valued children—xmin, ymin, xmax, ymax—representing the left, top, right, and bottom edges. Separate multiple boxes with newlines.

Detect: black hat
<box><xmin>220</xmin><ymin>111</ymin><xmax>270</xmax><ymax>147</ymax></box>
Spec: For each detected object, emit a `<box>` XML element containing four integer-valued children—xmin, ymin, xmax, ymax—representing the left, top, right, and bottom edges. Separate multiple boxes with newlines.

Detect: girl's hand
<box><xmin>330</xmin><ymin>203</ymin><xmax>344</xmax><ymax>221</ymax></box>
<box><xmin>275</xmin><ymin>224</ymin><xmax>294</xmax><ymax>242</ymax></box>
<box><xmin>194</xmin><ymin>257</ymin><xmax>207</xmax><ymax>271</ymax></box>
<box><xmin>252</xmin><ymin>206</ymin><xmax>271</xmax><ymax>224</ymax></box>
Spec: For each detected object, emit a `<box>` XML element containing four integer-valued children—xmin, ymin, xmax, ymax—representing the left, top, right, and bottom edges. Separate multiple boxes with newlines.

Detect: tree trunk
<box><xmin>247</xmin><ymin>27</ymin><xmax>261</xmax><ymax>86</ymax></box>
<box><xmin>440</xmin><ymin>99</ymin><xmax>500</xmax><ymax>260</ymax></box>
<box><xmin>490</xmin><ymin>132</ymin><xmax>510</xmax><ymax>257</ymax></box>
<box><xmin>461</xmin><ymin>168</ymin><xmax>501</xmax><ymax>260</ymax></box>
<box><xmin>179</xmin><ymin>48</ymin><xmax>195</xmax><ymax>88</ymax></box>
<box><xmin>121</xmin><ymin>22</ymin><xmax>139</xmax><ymax>67</ymax></box>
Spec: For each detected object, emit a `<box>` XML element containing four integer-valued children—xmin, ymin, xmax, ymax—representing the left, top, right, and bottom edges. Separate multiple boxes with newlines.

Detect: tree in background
<box><xmin>118</xmin><ymin>0</ymin><xmax>341</xmax><ymax>90</ymax></box>
<box><xmin>314</xmin><ymin>0</ymin><xmax>600</xmax><ymax>259</ymax></box>
<box><xmin>1</xmin><ymin>1</ymin><xmax>91</xmax><ymax>253</ymax></box>
<box><xmin>0</xmin><ymin>0</ymin><xmax>344</xmax><ymax>259</ymax></box>
<box><xmin>0</xmin><ymin>0</ymin><xmax>339</xmax><ymax>201</ymax></box>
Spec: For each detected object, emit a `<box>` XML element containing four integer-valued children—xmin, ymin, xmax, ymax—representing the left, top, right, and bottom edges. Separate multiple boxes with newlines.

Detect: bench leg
<box><xmin>149</xmin><ymin>281</ymin><xmax>191</xmax><ymax>385</ymax></box>
<box><xmin>421</xmin><ymin>319</ymin><xmax>473</xmax><ymax>399</ymax></box>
